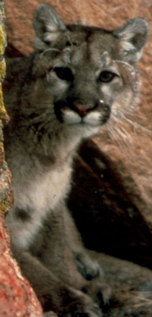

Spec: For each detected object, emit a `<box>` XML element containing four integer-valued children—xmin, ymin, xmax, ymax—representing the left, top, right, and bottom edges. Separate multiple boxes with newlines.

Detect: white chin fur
<box><xmin>63</xmin><ymin>110</ymin><xmax>101</xmax><ymax>126</ymax></box>
<box><xmin>63</xmin><ymin>110</ymin><xmax>81</xmax><ymax>124</ymax></box>
<box><xmin>84</xmin><ymin>111</ymin><xmax>101</xmax><ymax>125</ymax></box>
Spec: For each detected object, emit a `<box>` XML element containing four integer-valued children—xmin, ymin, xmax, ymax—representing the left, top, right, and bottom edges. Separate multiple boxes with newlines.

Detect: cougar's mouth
<box><xmin>54</xmin><ymin>101</ymin><xmax>111</xmax><ymax>126</ymax></box>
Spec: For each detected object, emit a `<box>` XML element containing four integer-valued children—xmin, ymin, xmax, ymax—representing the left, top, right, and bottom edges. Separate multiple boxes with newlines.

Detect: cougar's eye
<box><xmin>54</xmin><ymin>67</ymin><xmax>73</xmax><ymax>81</ymax></box>
<box><xmin>99</xmin><ymin>71</ymin><xmax>117</xmax><ymax>83</ymax></box>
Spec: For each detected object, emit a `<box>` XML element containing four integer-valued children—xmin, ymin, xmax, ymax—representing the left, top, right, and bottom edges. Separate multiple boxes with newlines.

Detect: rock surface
<box><xmin>0</xmin><ymin>216</ymin><xmax>43</xmax><ymax>317</ymax></box>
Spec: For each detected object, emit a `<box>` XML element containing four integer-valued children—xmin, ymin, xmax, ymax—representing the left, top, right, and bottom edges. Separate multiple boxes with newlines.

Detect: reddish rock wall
<box><xmin>0</xmin><ymin>217</ymin><xmax>43</xmax><ymax>317</ymax></box>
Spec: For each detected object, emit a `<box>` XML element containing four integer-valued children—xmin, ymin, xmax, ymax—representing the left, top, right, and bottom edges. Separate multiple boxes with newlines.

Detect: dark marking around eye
<box><xmin>99</xmin><ymin>71</ymin><xmax>117</xmax><ymax>83</ymax></box>
<box><xmin>54</xmin><ymin>67</ymin><xmax>73</xmax><ymax>81</ymax></box>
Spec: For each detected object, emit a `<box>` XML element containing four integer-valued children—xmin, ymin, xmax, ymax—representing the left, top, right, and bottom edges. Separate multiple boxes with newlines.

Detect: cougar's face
<box><xmin>32</xmin><ymin>28</ymin><xmax>136</xmax><ymax>133</ymax></box>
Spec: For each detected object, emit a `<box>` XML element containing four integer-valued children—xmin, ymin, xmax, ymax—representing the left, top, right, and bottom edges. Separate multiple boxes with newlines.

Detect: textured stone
<box><xmin>0</xmin><ymin>217</ymin><xmax>43</xmax><ymax>317</ymax></box>
<box><xmin>0</xmin><ymin>1</ymin><xmax>11</xmax><ymax>216</ymax></box>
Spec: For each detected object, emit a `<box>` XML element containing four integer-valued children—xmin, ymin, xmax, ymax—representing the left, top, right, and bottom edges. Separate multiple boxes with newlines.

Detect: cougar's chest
<box><xmin>35</xmin><ymin>162</ymin><xmax>72</xmax><ymax>210</ymax></box>
<box><xmin>7</xmin><ymin>160</ymin><xmax>72</xmax><ymax>249</ymax></box>
<box><xmin>15</xmin><ymin>160</ymin><xmax>72</xmax><ymax>213</ymax></box>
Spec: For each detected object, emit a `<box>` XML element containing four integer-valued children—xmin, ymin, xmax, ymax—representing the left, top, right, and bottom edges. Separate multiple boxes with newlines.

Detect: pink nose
<box><xmin>73</xmin><ymin>104</ymin><xmax>92</xmax><ymax>117</ymax></box>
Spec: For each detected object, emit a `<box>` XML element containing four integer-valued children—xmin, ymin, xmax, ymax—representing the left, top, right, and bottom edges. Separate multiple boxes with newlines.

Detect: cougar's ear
<box><xmin>113</xmin><ymin>18</ymin><xmax>149</xmax><ymax>63</ymax></box>
<box><xmin>33</xmin><ymin>3</ymin><xmax>67</xmax><ymax>50</ymax></box>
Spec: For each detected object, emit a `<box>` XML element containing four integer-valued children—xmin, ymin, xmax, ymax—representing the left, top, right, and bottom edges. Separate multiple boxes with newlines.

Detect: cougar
<box><xmin>3</xmin><ymin>3</ymin><xmax>148</xmax><ymax>316</ymax></box>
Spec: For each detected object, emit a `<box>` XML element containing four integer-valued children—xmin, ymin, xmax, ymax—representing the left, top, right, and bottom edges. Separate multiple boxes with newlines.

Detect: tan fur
<box><xmin>3</xmin><ymin>3</ymin><xmax>148</xmax><ymax>316</ymax></box>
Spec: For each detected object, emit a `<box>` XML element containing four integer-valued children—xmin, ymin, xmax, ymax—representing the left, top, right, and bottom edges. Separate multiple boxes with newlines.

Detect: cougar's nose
<box><xmin>72</xmin><ymin>104</ymin><xmax>93</xmax><ymax>117</ymax></box>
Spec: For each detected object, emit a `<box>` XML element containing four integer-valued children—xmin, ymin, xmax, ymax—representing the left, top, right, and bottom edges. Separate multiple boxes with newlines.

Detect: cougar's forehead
<box><xmin>70</xmin><ymin>32</ymin><xmax>116</xmax><ymax>69</ymax></box>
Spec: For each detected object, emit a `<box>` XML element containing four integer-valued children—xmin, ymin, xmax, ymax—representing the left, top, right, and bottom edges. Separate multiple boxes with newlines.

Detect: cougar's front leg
<box><xmin>6</xmin><ymin>204</ymin><xmax>102</xmax><ymax>317</ymax></box>
<box><xmin>64</xmin><ymin>206</ymin><xmax>103</xmax><ymax>280</ymax></box>
<box><xmin>11</xmin><ymin>243</ymin><xmax>102</xmax><ymax>317</ymax></box>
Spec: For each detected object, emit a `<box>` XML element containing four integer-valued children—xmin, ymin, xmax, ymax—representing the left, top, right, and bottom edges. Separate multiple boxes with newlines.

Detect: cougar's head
<box><xmin>30</xmin><ymin>3</ymin><xmax>148</xmax><ymax>138</ymax></box>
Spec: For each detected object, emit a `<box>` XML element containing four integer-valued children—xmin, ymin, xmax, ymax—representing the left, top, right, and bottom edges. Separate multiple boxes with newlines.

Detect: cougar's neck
<box><xmin>13</xmin><ymin>121</ymin><xmax>83</xmax><ymax>169</ymax></box>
